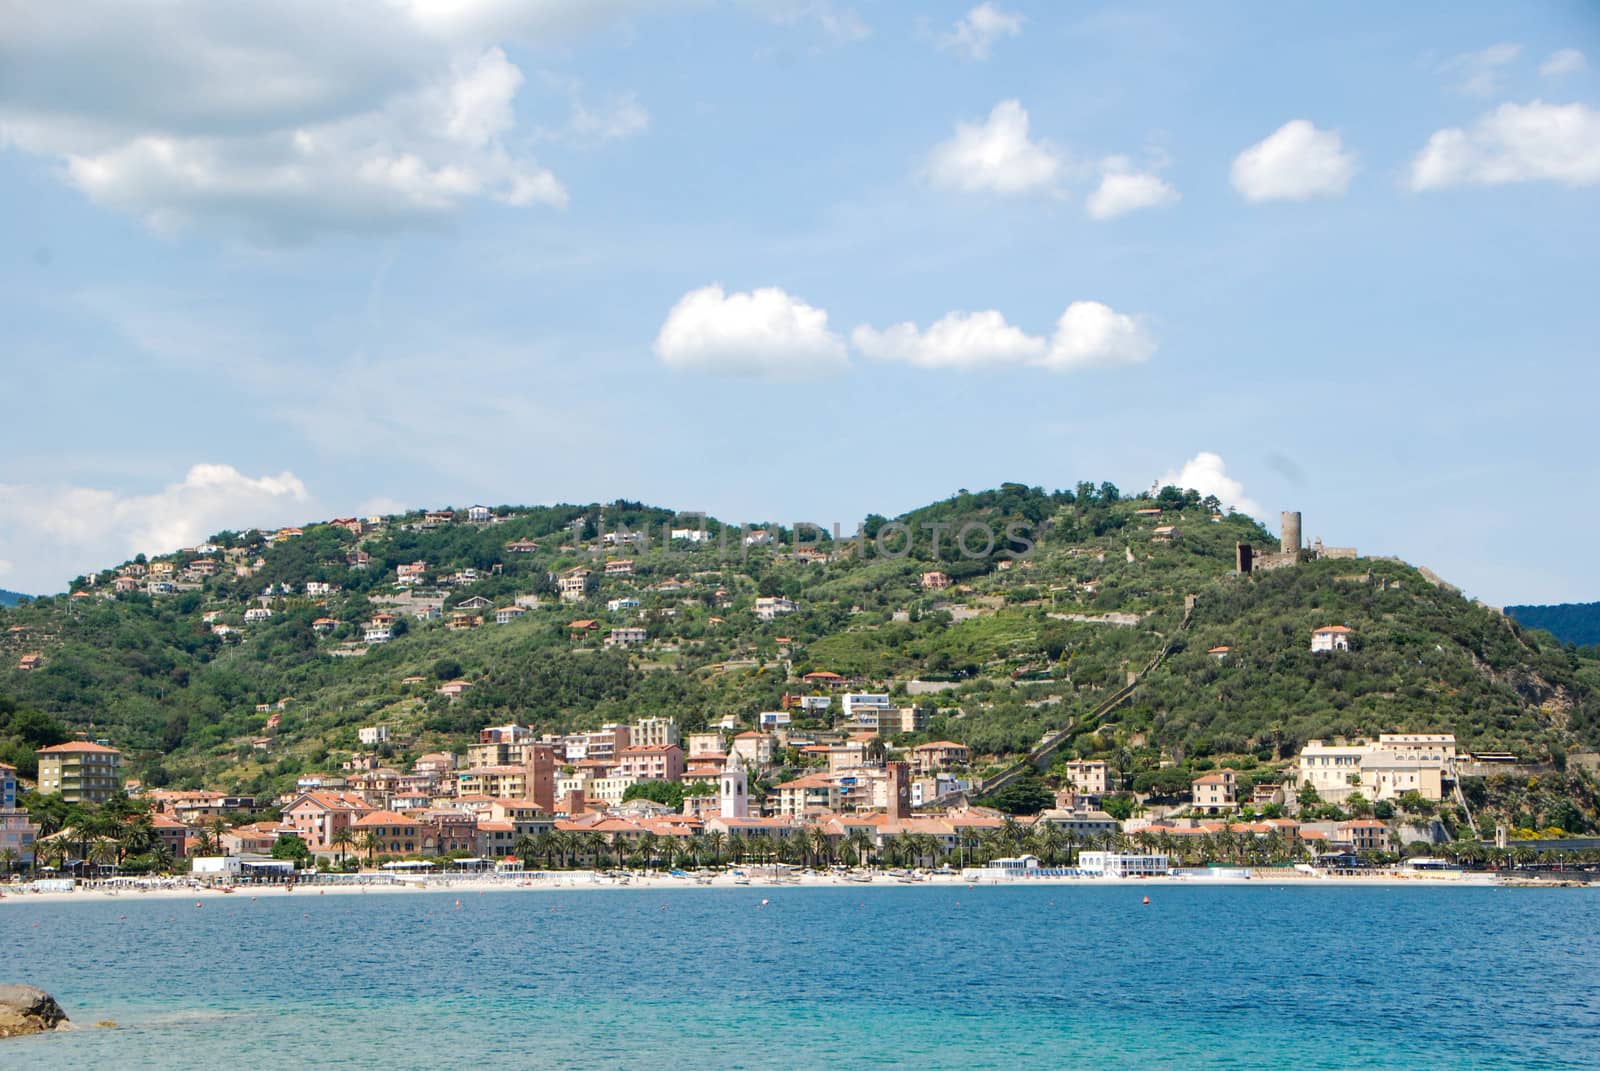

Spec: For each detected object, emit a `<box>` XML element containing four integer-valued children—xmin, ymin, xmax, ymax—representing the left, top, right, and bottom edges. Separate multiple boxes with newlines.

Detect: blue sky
<box><xmin>2</xmin><ymin>1</ymin><xmax>1597</xmax><ymax>604</ymax></box>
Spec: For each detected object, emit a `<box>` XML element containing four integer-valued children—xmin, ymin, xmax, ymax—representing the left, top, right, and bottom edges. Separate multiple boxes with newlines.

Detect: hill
<box><xmin>1505</xmin><ymin>602</ymin><xmax>1600</xmax><ymax>649</ymax></box>
<box><xmin>0</xmin><ymin>589</ymin><xmax>28</xmax><ymax>608</ymax></box>
<box><xmin>1</xmin><ymin>484</ymin><xmax>1597</xmax><ymax>804</ymax></box>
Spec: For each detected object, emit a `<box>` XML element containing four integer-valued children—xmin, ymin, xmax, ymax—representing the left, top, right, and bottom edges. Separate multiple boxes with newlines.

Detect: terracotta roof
<box><xmin>37</xmin><ymin>741</ymin><xmax>120</xmax><ymax>754</ymax></box>
<box><xmin>1314</xmin><ymin>625</ymin><xmax>1353</xmax><ymax>633</ymax></box>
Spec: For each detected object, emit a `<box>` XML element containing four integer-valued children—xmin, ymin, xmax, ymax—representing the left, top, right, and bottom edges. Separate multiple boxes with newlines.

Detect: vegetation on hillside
<box><xmin>2</xmin><ymin>484</ymin><xmax>1597</xmax><ymax>807</ymax></box>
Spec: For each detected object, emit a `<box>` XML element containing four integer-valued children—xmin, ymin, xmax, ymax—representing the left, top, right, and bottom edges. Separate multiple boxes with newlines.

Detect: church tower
<box><xmin>720</xmin><ymin>756</ymin><xmax>749</xmax><ymax>819</ymax></box>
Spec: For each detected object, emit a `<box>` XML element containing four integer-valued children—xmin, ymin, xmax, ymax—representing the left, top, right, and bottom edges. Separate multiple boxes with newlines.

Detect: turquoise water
<box><xmin>2</xmin><ymin>884</ymin><xmax>1598</xmax><ymax>1069</ymax></box>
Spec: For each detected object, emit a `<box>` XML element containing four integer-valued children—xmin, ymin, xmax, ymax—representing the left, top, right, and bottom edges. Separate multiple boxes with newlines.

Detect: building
<box><xmin>36</xmin><ymin>741</ymin><xmax>123</xmax><ymax>803</ymax></box>
<box><xmin>719</xmin><ymin>758</ymin><xmax>750</xmax><ymax>818</ymax></box>
<box><xmin>632</xmin><ymin>717</ymin><xmax>681</xmax><ymax>749</ymax></box>
<box><xmin>1060</xmin><ymin>760</ymin><xmax>1110</xmax><ymax>797</ymax></box>
<box><xmin>558</xmin><ymin>569</ymin><xmax>592</xmax><ymax>602</ymax></box>
<box><xmin>1338</xmin><ymin>819</ymin><xmax>1394</xmax><ymax>854</ymax></box>
<box><xmin>921</xmin><ymin>571</ymin><xmax>951</xmax><ymax>590</ymax></box>
<box><xmin>494</xmin><ymin>606</ymin><xmax>527</xmax><ymax>625</ymax></box>
<box><xmin>358</xmin><ymin>726</ymin><xmax>390</xmax><ymax>747</ymax></box>
<box><xmin>685</xmin><ymin>730</ymin><xmax>724</xmax><ymax>757</ymax></box>
<box><xmin>354</xmin><ymin>810</ymin><xmax>424</xmax><ymax>857</ymax></box>
<box><xmin>1294</xmin><ymin>734</ymin><xmax>1458</xmax><ymax>804</ymax></box>
<box><xmin>1311</xmin><ymin>625</ymin><xmax>1353</xmax><ymax>653</ymax></box>
<box><xmin>1078</xmin><ymin>851</ymin><xmax>1170</xmax><ymax>877</ymax></box>
<box><xmin>616</xmin><ymin>745</ymin><xmax>686</xmax><ymax>783</ymax></box>
<box><xmin>0</xmin><ymin>762</ymin><xmax>37</xmax><ymax>869</ymax></box>
<box><xmin>775</xmin><ymin>773</ymin><xmax>841</xmax><ymax>816</ymax></box>
<box><xmin>606</xmin><ymin>627</ymin><xmax>647</xmax><ymax>648</ymax></box>
<box><xmin>754</xmin><ymin>596</ymin><xmax>798</xmax><ymax>621</ymax></box>
<box><xmin>911</xmin><ymin>741</ymin><xmax>970</xmax><ymax>773</ymax></box>
<box><xmin>729</xmin><ymin>731</ymin><xmax>776</xmax><ymax>767</ymax></box>
<box><xmin>282</xmin><ymin>792</ymin><xmax>374</xmax><ymax>853</ymax></box>
<box><xmin>1191</xmin><ymin>770</ymin><xmax>1238</xmax><ymax>814</ymax></box>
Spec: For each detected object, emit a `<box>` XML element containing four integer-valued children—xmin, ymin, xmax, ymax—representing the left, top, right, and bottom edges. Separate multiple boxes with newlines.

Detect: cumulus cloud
<box><xmin>926</xmin><ymin>100</ymin><xmax>1063</xmax><ymax>195</ymax></box>
<box><xmin>853</xmin><ymin>310</ymin><xmax>1046</xmax><ymax>369</ymax></box>
<box><xmin>1158</xmin><ymin>452</ymin><xmax>1261</xmax><ymax>517</ymax></box>
<box><xmin>1540</xmin><ymin>49</ymin><xmax>1587</xmax><ymax>78</ymax></box>
<box><xmin>1086</xmin><ymin>156</ymin><xmax>1178</xmax><ymax>220</ymax></box>
<box><xmin>0</xmin><ymin>2</ymin><xmax>666</xmax><ymax>239</ymax></box>
<box><xmin>654</xmin><ymin>285</ymin><xmax>849</xmax><ymax>379</ymax></box>
<box><xmin>1440</xmin><ymin>43</ymin><xmax>1521</xmax><ymax>97</ymax></box>
<box><xmin>1230</xmin><ymin>120</ymin><xmax>1356</xmax><ymax>201</ymax></box>
<box><xmin>0</xmin><ymin>464</ymin><xmax>312</xmax><ymax>593</ymax></box>
<box><xmin>941</xmin><ymin>3</ymin><xmax>1024</xmax><ymax>61</ymax></box>
<box><xmin>1409</xmin><ymin>100</ymin><xmax>1600</xmax><ymax>190</ymax></box>
<box><xmin>853</xmin><ymin>300</ymin><xmax>1154</xmax><ymax>373</ymax></box>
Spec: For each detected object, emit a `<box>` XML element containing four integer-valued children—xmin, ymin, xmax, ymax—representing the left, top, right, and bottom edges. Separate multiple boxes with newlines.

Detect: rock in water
<box><xmin>0</xmin><ymin>985</ymin><xmax>71</xmax><ymax>1038</ymax></box>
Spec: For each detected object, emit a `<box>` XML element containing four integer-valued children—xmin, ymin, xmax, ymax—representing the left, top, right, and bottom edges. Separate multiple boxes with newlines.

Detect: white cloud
<box><xmin>1157</xmin><ymin>452</ymin><xmax>1261</xmax><ymax>517</ymax></box>
<box><xmin>853</xmin><ymin>300</ymin><xmax>1154</xmax><ymax>373</ymax></box>
<box><xmin>570</xmin><ymin>91</ymin><xmax>650</xmax><ymax>141</ymax></box>
<box><xmin>0</xmin><ymin>3</ymin><xmax>666</xmax><ymax>239</ymax></box>
<box><xmin>1086</xmin><ymin>156</ymin><xmax>1178</xmax><ymax>219</ymax></box>
<box><xmin>926</xmin><ymin>99</ymin><xmax>1063</xmax><ymax>196</ymax></box>
<box><xmin>1230</xmin><ymin>119</ymin><xmax>1356</xmax><ymax>201</ymax></box>
<box><xmin>853</xmin><ymin>310</ymin><xmax>1045</xmax><ymax>369</ymax></box>
<box><xmin>1440</xmin><ymin>43</ymin><xmax>1521</xmax><ymax>97</ymax></box>
<box><xmin>0</xmin><ymin>464</ymin><xmax>312</xmax><ymax>593</ymax></box>
<box><xmin>1409</xmin><ymin>100</ymin><xmax>1600</xmax><ymax>190</ymax></box>
<box><xmin>1042</xmin><ymin>301</ymin><xmax>1156</xmax><ymax>371</ymax></box>
<box><xmin>941</xmin><ymin>3</ymin><xmax>1024</xmax><ymax>61</ymax></box>
<box><xmin>1540</xmin><ymin>49</ymin><xmax>1587</xmax><ymax>78</ymax></box>
<box><xmin>654</xmin><ymin>285</ymin><xmax>849</xmax><ymax>379</ymax></box>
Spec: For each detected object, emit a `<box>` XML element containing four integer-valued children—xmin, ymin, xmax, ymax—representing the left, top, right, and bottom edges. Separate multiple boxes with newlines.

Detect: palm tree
<box><xmin>331</xmin><ymin>827</ymin><xmax>355</xmax><ymax>865</ymax></box>
<box><xmin>0</xmin><ymin>847</ymin><xmax>17</xmax><ymax>878</ymax></box>
<box><xmin>513</xmin><ymin>833</ymin><xmax>539</xmax><ymax>869</ymax></box>
<box><xmin>705</xmin><ymin>831</ymin><xmax>727</xmax><ymax>868</ymax></box>
<box><xmin>357</xmin><ymin>830</ymin><xmax>381</xmax><ymax>865</ymax></box>
<box><xmin>848</xmin><ymin>829</ymin><xmax>874</xmax><ymax>869</ymax></box>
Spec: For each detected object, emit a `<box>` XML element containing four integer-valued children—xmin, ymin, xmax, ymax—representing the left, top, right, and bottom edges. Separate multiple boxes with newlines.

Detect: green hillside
<box><xmin>1505</xmin><ymin>602</ymin><xmax>1600</xmax><ymax>649</ymax></box>
<box><xmin>2</xmin><ymin>485</ymin><xmax>1597</xmax><ymax>801</ymax></box>
<box><xmin>0</xmin><ymin>589</ymin><xmax>28</xmax><ymax>608</ymax></box>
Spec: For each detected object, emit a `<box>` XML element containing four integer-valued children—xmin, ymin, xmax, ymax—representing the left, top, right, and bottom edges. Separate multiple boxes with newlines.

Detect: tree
<box><xmin>978</xmin><ymin>772</ymin><xmax>1053</xmax><ymax>815</ymax></box>
<box><xmin>1298</xmin><ymin>783</ymin><xmax>1322</xmax><ymax>808</ymax></box>
<box><xmin>357</xmin><ymin>830</ymin><xmax>382</xmax><ymax>865</ymax></box>
<box><xmin>623</xmin><ymin>780</ymin><xmax>687</xmax><ymax>811</ymax></box>
<box><xmin>331</xmin><ymin>827</ymin><xmax>355</xmax><ymax>865</ymax></box>
<box><xmin>272</xmin><ymin>834</ymin><xmax>312</xmax><ymax>867</ymax></box>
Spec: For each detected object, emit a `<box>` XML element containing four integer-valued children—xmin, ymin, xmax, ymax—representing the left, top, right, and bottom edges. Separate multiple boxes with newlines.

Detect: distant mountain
<box><xmin>0</xmin><ymin>590</ymin><xmax>28</xmax><ymax>608</ymax></box>
<box><xmin>1505</xmin><ymin>602</ymin><xmax>1600</xmax><ymax>648</ymax></box>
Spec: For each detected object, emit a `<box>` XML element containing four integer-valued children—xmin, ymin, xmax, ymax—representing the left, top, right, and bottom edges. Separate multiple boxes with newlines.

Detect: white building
<box><xmin>670</xmin><ymin>528</ymin><xmax>709</xmax><ymax>543</ymax></box>
<box><xmin>606</xmin><ymin>627</ymin><xmax>647</xmax><ymax>647</ymax></box>
<box><xmin>1078</xmin><ymin>852</ymin><xmax>1170</xmax><ymax>877</ymax></box>
<box><xmin>632</xmin><ymin>716</ymin><xmax>680</xmax><ymax>749</ymax></box>
<box><xmin>754</xmin><ymin>596</ymin><xmax>798</xmax><ymax>621</ymax></box>
<box><xmin>363</xmin><ymin>626</ymin><xmax>393</xmax><ymax>644</ymax></box>
<box><xmin>244</xmin><ymin>608</ymin><xmax>273</xmax><ymax>623</ymax></box>
<box><xmin>607</xmin><ymin>597</ymin><xmax>640</xmax><ymax>612</ymax></box>
<box><xmin>1294</xmin><ymin>734</ymin><xmax>1457</xmax><ymax>804</ymax></box>
<box><xmin>358</xmin><ymin>726</ymin><xmax>390</xmax><ymax>746</ymax></box>
<box><xmin>1311</xmin><ymin>625</ymin><xmax>1353</xmax><ymax>653</ymax></box>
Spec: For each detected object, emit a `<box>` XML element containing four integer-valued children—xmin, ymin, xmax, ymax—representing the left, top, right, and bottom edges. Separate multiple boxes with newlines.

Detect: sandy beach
<box><xmin>0</xmin><ymin>866</ymin><xmax>1531</xmax><ymax>906</ymax></box>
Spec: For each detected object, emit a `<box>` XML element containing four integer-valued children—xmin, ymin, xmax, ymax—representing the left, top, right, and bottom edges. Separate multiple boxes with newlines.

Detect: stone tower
<box><xmin>885</xmin><ymin>760</ymin><xmax>911</xmax><ymax>821</ymax></box>
<box><xmin>719</xmin><ymin>756</ymin><xmax>749</xmax><ymax>819</ymax></box>
<box><xmin>1280</xmin><ymin>511</ymin><xmax>1302</xmax><ymax>557</ymax></box>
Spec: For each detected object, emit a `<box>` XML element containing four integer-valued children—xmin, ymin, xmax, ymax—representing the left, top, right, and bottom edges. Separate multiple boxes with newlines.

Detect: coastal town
<box><xmin>2</xmin><ymin>702</ymin><xmax>1582</xmax><ymax>891</ymax></box>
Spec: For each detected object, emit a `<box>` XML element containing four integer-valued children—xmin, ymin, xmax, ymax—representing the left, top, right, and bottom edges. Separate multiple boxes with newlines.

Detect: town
<box><xmin>2</xmin><ymin>706</ymin><xmax>1568</xmax><ymax>888</ymax></box>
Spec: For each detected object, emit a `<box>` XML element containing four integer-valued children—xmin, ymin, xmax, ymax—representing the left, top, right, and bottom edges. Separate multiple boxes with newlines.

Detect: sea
<box><xmin>2</xmin><ymin>883</ymin><xmax>1597</xmax><ymax>1070</ymax></box>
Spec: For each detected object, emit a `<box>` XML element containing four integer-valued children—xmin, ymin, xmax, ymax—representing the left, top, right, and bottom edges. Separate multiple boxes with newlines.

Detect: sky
<box><xmin>1</xmin><ymin>1</ymin><xmax>1598</xmax><ymax>605</ymax></box>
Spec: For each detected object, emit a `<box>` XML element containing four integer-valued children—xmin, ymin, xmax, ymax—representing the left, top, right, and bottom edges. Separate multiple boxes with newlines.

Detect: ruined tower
<box><xmin>1280</xmin><ymin>511</ymin><xmax>1302</xmax><ymax>557</ymax></box>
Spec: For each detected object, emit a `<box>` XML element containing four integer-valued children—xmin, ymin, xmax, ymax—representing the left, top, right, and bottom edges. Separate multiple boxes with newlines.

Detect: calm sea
<box><xmin>2</xmin><ymin>884</ymin><xmax>1597</xmax><ymax>1069</ymax></box>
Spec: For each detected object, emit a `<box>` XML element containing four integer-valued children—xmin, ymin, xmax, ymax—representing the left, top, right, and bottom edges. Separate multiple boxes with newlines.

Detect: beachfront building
<box><xmin>35</xmin><ymin>740</ymin><xmax>123</xmax><ymax>803</ymax></box>
<box><xmin>0</xmin><ymin>762</ymin><xmax>38</xmax><ymax>869</ymax></box>
<box><xmin>1078</xmin><ymin>851</ymin><xmax>1171</xmax><ymax>877</ymax></box>
<box><xmin>282</xmin><ymin>791</ymin><xmax>374</xmax><ymax>853</ymax></box>
<box><xmin>1293</xmin><ymin>734</ymin><xmax>1458</xmax><ymax>804</ymax></box>
<box><xmin>354</xmin><ymin>811</ymin><xmax>423</xmax><ymax>857</ymax></box>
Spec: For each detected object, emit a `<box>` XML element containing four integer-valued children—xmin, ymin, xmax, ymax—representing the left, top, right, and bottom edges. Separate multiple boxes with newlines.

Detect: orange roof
<box><xmin>1314</xmin><ymin>625</ymin><xmax>1353</xmax><ymax>633</ymax></box>
<box><xmin>354</xmin><ymin>810</ymin><xmax>419</xmax><ymax>827</ymax></box>
<box><xmin>37</xmin><ymin>741</ymin><xmax>120</xmax><ymax>754</ymax></box>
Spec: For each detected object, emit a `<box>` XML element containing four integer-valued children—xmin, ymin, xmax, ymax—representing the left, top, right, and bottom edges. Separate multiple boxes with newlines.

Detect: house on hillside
<box><xmin>467</xmin><ymin>505</ymin><xmax>492</xmax><ymax>523</ymax></box>
<box><xmin>606</xmin><ymin>627</ymin><xmax>647</xmax><ymax>648</ymax></box>
<box><xmin>604</xmin><ymin>559</ymin><xmax>634</xmax><ymax>577</ymax></box>
<box><xmin>921</xmin><ymin>571</ymin><xmax>951</xmax><ymax>590</ymax></box>
<box><xmin>1311</xmin><ymin>625</ymin><xmax>1353</xmax><ymax>653</ymax></box>
<box><xmin>494</xmin><ymin>606</ymin><xmax>526</xmax><ymax>625</ymax></box>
